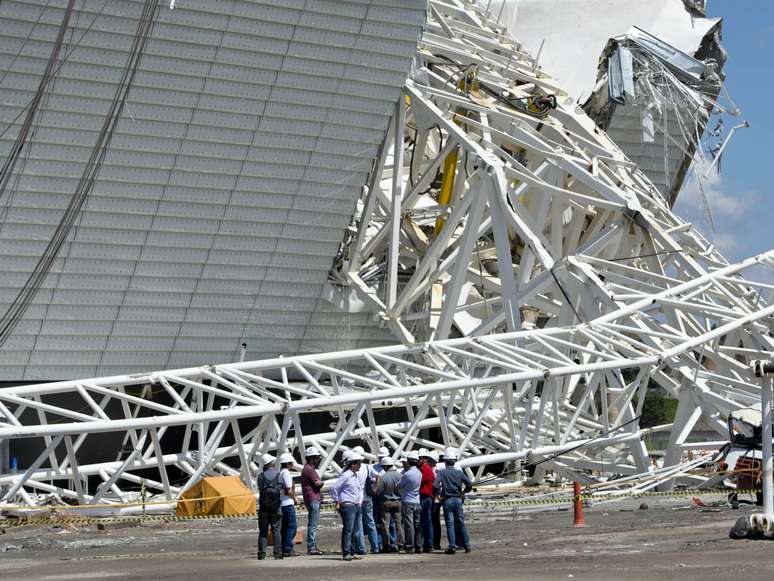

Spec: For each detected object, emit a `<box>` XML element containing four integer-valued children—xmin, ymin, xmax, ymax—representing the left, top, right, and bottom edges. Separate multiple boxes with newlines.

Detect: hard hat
<box><xmin>381</xmin><ymin>456</ymin><xmax>395</xmax><ymax>466</ymax></box>
<box><xmin>261</xmin><ymin>453</ymin><xmax>275</xmax><ymax>464</ymax></box>
<box><xmin>378</xmin><ymin>446</ymin><xmax>390</xmax><ymax>458</ymax></box>
<box><xmin>342</xmin><ymin>450</ymin><xmax>352</xmax><ymax>462</ymax></box>
<box><xmin>353</xmin><ymin>445</ymin><xmax>365</xmax><ymax>455</ymax></box>
<box><xmin>305</xmin><ymin>446</ymin><xmax>321</xmax><ymax>457</ymax></box>
<box><xmin>348</xmin><ymin>451</ymin><xmax>364</xmax><ymax>463</ymax></box>
<box><xmin>429</xmin><ymin>451</ymin><xmax>439</xmax><ymax>463</ymax></box>
<box><xmin>444</xmin><ymin>447</ymin><xmax>458</xmax><ymax>460</ymax></box>
<box><xmin>279</xmin><ymin>452</ymin><xmax>295</xmax><ymax>465</ymax></box>
<box><xmin>419</xmin><ymin>449</ymin><xmax>433</xmax><ymax>459</ymax></box>
<box><xmin>406</xmin><ymin>450</ymin><xmax>419</xmax><ymax>461</ymax></box>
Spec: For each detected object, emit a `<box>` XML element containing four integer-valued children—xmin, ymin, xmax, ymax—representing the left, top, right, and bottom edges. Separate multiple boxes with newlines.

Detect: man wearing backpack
<box><xmin>257</xmin><ymin>454</ymin><xmax>283</xmax><ymax>560</ymax></box>
<box><xmin>278</xmin><ymin>452</ymin><xmax>299</xmax><ymax>557</ymax></box>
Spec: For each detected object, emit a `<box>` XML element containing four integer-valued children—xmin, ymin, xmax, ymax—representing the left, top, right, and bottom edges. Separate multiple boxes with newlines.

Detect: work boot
<box><xmin>464</xmin><ymin>548</ymin><xmax>471</xmax><ymax>554</ymax></box>
<box><xmin>352</xmin><ymin>554</ymin><xmax>364</xmax><ymax>560</ymax></box>
<box><xmin>444</xmin><ymin>548</ymin><xmax>456</xmax><ymax>555</ymax></box>
<box><xmin>307</xmin><ymin>548</ymin><xmax>324</xmax><ymax>556</ymax></box>
<box><xmin>283</xmin><ymin>551</ymin><xmax>300</xmax><ymax>558</ymax></box>
<box><xmin>343</xmin><ymin>555</ymin><xmax>354</xmax><ymax>562</ymax></box>
<box><xmin>257</xmin><ymin>553</ymin><xmax>266</xmax><ymax>560</ymax></box>
<box><xmin>274</xmin><ymin>554</ymin><xmax>283</xmax><ymax>560</ymax></box>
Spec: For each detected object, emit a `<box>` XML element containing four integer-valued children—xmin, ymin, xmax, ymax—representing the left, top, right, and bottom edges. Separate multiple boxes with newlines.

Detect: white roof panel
<box><xmin>0</xmin><ymin>0</ymin><xmax>424</xmax><ymax>380</ymax></box>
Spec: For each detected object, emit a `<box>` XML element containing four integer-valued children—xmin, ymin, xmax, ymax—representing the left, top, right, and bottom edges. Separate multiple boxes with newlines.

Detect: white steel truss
<box><xmin>0</xmin><ymin>2</ymin><xmax>773</xmax><ymax>506</ymax></box>
<box><xmin>0</xmin><ymin>251</ymin><xmax>772</xmax><ymax>505</ymax></box>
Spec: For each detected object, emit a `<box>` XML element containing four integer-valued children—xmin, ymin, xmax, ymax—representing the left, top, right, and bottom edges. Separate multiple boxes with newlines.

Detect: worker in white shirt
<box><xmin>278</xmin><ymin>452</ymin><xmax>299</xmax><ymax>557</ymax></box>
<box><xmin>353</xmin><ymin>445</ymin><xmax>381</xmax><ymax>554</ymax></box>
<box><xmin>331</xmin><ymin>450</ymin><xmax>365</xmax><ymax>561</ymax></box>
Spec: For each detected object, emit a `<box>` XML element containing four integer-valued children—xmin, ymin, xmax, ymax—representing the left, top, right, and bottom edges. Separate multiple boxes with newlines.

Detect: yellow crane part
<box><xmin>433</xmin><ymin>146</ymin><xmax>458</xmax><ymax>236</ymax></box>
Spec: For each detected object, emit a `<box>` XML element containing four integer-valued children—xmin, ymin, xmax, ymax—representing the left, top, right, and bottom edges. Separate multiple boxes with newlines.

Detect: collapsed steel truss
<box><xmin>0</xmin><ymin>2</ymin><xmax>773</xmax><ymax>506</ymax></box>
<box><xmin>0</xmin><ymin>250</ymin><xmax>772</xmax><ymax>505</ymax></box>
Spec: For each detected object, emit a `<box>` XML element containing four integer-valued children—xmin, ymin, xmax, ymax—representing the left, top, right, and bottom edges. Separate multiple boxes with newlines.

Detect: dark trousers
<box><xmin>381</xmin><ymin>499</ymin><xmax>404</xmax><ymax>550</ymax></box>
<box><xmin>401</xmin><ymin>501</ymin><xmax>422</xmax><ymax>551</ymax></box>
<box><xmin>258</xmin><ymin>509</ymin><xmax>282</xmax><ymax>558</ymax></box>
<box><xmin>420</xmin><ymin>495</ymin><xmax>434</xmax><ymax>550</ymax></box>
<box><xmin>432</xmin><ymin>500</ymin><xmax>442</xmax><ymax>549</ymax></box>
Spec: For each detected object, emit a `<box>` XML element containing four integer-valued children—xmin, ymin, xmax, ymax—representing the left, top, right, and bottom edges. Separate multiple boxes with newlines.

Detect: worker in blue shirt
<box><xmin>398</xmin><ymin>450</ymin><xmax>422</xmax><ymax>553</ymax></box>
<box><xmin>432</xmin><ymin>447</ymin><xmax>473</xmax><ymax>554</ymax></box>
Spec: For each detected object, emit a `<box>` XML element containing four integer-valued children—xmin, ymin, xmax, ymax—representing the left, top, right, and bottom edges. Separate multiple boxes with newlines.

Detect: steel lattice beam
<box><xmin>1</xmin><ymin>1</ymin><xmax>773</xmax><ymax>506</ymax></box>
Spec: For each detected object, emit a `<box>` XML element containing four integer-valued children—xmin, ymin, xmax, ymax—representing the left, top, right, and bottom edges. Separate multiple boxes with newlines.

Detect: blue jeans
<box><xmin>306</xmin><ymin>500</ymin><xmax>320</xmax><ymax>552</ymax></box>
<box><xmin>339</xmin><ymin>502</ymin><xmax>361</xmax><ymax>557</ymax></box>
<box><xmin>358</xmin><ymin>497</ymin><xmax>380</xmax><ymax>553</ymax></box>
<box><xmin>281</xmin><ymin>504</ymin><xmax>297</xmax><ymax>554</ymax></box>
<box><xmin>420</xmin><ymin>495</ymin><xmax>434</xmax><ymax>550</ymax></box>
<box><xmin>443</xmin><ymin>497</ymin><xmax>470</xmax><ymax>550</ymax></box>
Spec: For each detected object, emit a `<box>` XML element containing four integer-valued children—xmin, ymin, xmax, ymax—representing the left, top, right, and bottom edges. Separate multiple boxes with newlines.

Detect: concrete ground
<box><xmin>1</xmin><ymin>497</ymin><xmax>772</xmax><ymax>580</ymax></box>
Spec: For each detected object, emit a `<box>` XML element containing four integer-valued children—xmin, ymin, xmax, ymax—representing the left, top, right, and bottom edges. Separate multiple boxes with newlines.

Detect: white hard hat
<box><xmin>419</xmin><ymin>449</ymin><xmax>433</xmax><ymax>459</ymax></box>
<box><xmin>378</xmin><ymin>446</ymin><xmax>390</xmax><ymax>458</ymax></box>
<box><xmin>444</xmin><ymin>447</ymin><xmax>458</xmax><ymax>460</ymax></box>
<box><xmin>342</xmin><ymin>450</ymin><xmax>352</xmax><ymax>462</ymax></box>
<box><xmin>261</xmin><ymin>453</ymin><xmax>275</xmax><ymax>464</ymax></box>
<box><xmin>305</xmin><ymin>446</ymin><xmax>321</xmax><ymax>457</ymax></box>
<box><xmin>406</xmin><ymin>450</ymin><xmax>419</xmax><ymax>461</ymax></box>
<box><xmin>279</xmin><ymin>452</ymin><xmax>295</xmax><ymax>465</ymax></box>
<box><xmin>381</xmin><ymin>456</ymin><xmax>395</xmax><ymax>466</ymax></box>
<box><xmin>429</xmin><ymin>451</ymin><xmax>439</xmax><ymax>463</ymax></box>
<box><xmin>353</xmin><ymin>445</ymin><xmax>365</xmax><ymax>455</ymax></box>
<box><xmin>348</xmin><ymin>452</ymin><xmax>364</xmax><ymax>463</ymax></box>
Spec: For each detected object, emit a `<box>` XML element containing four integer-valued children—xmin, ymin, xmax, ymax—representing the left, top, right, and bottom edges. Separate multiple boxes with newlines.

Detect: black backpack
<box><xmin>259</xmin><ymin>472</ymin><xmax>282</xmax><ymax>512</ymax></box>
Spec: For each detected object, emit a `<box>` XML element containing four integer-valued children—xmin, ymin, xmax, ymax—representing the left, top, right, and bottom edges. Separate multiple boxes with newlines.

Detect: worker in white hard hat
<box><xmin>353</xmin><ymin>445</ymin><xmax>381</xmax><ymax>554</ymax></box>
<box><xmin>374</xmin><ymin>455</ymin><xmax>404</xmax><ymax>552</ymax></box>
<box><xmin>278</xmin><ymin>451</ymin><xmax>299</xmax><ymax>557</ymax></box>
<box><xmin>256</xmin><ymin>454</ymin><xmax>283</xmax><ymax>560</ymax></box>
<box><xmin>372</xmin><ymin>446</ymin><xmax>396</xmax><ymax>550</ymax></box>
<box><xmin>331</xmin><ymin>450</ymin><xmax>365</xmax><ymax>561</ymax></box>
<box><xmin>398</xmin><ymin>450</ymin><xmax>423</xmax><ymax>552</ymax></box>
<box><xmin>418</xmin><ymin>450</ymin><xmax>436</xmax><ymax>552</ymax></box>
<box><xmin>300</xmin><ymin>446</ymin><xmax>324</xmax><ymax>555</ymax></box>
<box><xmin>433</xmin><ymin>447</ymin><xmax>473</xmax><ymax>554</ymax></box>
<box><xmin>428</xmin><ymin>450</ymin><xmax>443</xmax><ymax>550</ymax></box>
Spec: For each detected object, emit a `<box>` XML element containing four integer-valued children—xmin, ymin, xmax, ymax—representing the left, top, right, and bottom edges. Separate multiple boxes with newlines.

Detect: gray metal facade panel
<box><xmin>0</xmin><ymin>0</ymin><xmax>424</xmax><ymax>380</ymax></box>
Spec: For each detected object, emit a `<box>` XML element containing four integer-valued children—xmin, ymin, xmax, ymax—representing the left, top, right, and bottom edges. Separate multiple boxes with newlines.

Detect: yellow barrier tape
<box><xmin>0</xmin><ymin>487</ymin><xmax>760</xmax><ymax>529</ymax></box>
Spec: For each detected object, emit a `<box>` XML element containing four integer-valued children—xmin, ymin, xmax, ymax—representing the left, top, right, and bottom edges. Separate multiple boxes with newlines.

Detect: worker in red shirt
<box><xmin>419</xmin><ymin>450</ymin><xmax>436</xmax><ymax>552</ymax></box>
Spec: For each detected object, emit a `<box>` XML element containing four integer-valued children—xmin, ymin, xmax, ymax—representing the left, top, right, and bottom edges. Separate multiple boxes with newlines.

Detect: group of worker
<box><xmin>256</xmin><ymin>445</ymin><xmax>473</xmax><ymax>561</ymax></box>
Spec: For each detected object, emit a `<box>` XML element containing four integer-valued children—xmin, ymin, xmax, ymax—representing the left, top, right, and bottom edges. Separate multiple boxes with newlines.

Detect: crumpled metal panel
<box><xmin>0</xmin><ymin>0</ymin><xmax>424</xmax><ymax>379</ymax></box>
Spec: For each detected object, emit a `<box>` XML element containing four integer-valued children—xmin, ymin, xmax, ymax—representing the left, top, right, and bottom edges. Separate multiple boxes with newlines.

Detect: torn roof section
<box><xmin>583</xmin><ymin>21</ymin><xmax>729</xmax><ymax>206</ymax></box>
<box><xmin>497</xmin><ymin>0</ymin><xmax>732</xmax><ymax>206</ymax></box>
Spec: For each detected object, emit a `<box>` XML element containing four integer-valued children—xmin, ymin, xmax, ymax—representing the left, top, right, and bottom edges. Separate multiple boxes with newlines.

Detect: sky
<box><xmin>673</xmin><ymin>1</ymin><xmax>774</xmax><ymax>276</ymax></box>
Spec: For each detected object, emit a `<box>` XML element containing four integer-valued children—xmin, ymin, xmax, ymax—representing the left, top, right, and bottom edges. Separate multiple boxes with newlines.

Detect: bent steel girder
<box><xmin>334</xmin><ymin>1</ymin><xmax>739</xmax><ymax>346</ymax></box>
<box><xmin>0</xmin><ymin>2</ymin><xmax>772</xmax><ymax>507</ymax></box>
<box><xmin>0</xmin><ymin>251</ymin><xmax>772</xmax><ymax>505</ymax></box>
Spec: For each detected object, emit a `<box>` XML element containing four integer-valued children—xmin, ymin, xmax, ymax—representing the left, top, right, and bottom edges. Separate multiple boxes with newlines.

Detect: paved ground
<box><xmin>1</xmin><ymin>497</ymin><xmax>772</xmax><ymax>580</ymax></box>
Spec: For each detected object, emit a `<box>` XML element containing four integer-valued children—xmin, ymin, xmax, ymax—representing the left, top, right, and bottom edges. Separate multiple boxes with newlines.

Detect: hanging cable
<box><xmin>0</xmin><ymin>0</ymin><xmax>161</xmax><ymax>348</ymax></box>
<box><xmin>0</xmin><ymin>0</ymin><xmax>75</xmax><ymax>204</ymax></box>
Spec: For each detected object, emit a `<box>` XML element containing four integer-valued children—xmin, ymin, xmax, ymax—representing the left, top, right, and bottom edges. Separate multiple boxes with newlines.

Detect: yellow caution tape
<box><xmin>0</xmin><ymin>486</ymin><xmax>761</xmax><ymax>529</ymax></box>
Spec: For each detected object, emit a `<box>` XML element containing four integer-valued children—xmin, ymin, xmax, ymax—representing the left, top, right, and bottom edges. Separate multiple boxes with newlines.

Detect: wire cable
<box><xmin>0</xmin><ymin>0</ymin><xmax>160</xmax><ymax>348</ymax></box>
